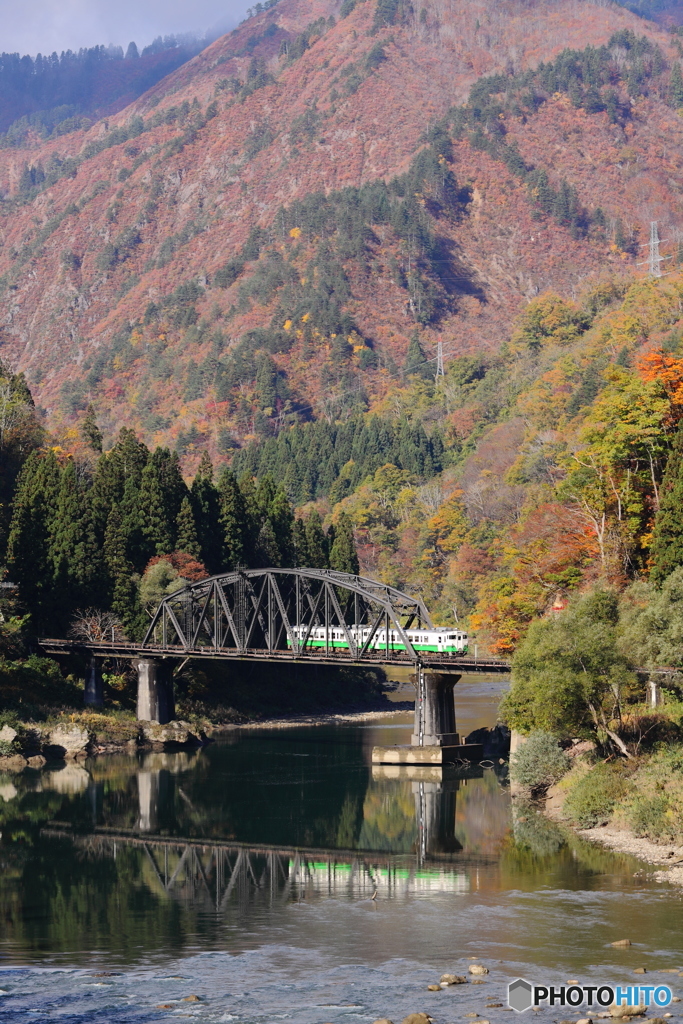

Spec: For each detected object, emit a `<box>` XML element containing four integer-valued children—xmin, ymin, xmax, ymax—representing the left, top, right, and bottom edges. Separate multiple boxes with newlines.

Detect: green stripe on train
<box><xmin>286</xmin><ymin>640</ymin><xmax>468</xmax><ymax>653</ymax></box>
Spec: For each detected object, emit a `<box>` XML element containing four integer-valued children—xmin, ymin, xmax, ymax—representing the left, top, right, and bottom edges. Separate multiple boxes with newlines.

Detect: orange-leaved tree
<box><xmin>637</xmin><ymin>351</ymin><xmax>683</xmax><ymax>425</ymax></box>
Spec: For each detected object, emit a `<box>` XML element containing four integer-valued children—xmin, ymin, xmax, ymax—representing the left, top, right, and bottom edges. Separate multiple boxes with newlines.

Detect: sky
<box><xmin>0</xmin><ymin>0</ymin><xmax>252</xmax><ymax>56</ymax></box>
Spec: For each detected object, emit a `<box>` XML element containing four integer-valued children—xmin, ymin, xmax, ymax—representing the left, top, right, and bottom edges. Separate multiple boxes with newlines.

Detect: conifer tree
<box><xmin>218</xmin><ymin>468</ymin><xmax>247</xmax><ymax>568</ymax></box>
<box><xmin>238</xmin><ymin>472</ymin><xmax>263</xmax><ymax>561</ymax></box>
<box><xmin>329</xmin><ymin>512</ymin><xmax>359</xmax><ymax>574</ymax></box>
<box><xmin>0</xmin><ymin>361</ymin><xmax>43</xmax><ymax>560</ymax></box>
<box><xmin>150</xmin><ymin>447</ymin><xmax>188</xmax><ymax>545</ymax></box>
<box><xmin>268</xmin><ymin>487</ymin><xmax>295</xmax><ymax>566</ymax></box>
<box><xmin>404</xmin><ymin>329</ymin><xmax>433</xmax><ymax>381</ymax></box>
<box><xmin>191</xmin><ymin>453</ymin><xmax>222</xmax><ymax>573</ymax></box>
<box><xmin>104</xmin><ymin>507</ymin><xmax>143</xmax><ymax>637</ymax></box>
<box><xmin>81</xmin><ymin>404</ymin><xmax>103</xmax><ymax>453</ymax></box>
<box><xmin>304</xmin><ymin>511</ymin><xmax>329</xmax><ymax>568</ymax></box>
<box><xmin>111</xmin><ymin>427</ymin><xmax>149</xmax><ymax>483</ymax></box>
<box><xmin>255</xmin><ymin>519</ymin><xmax>281</xmax><ymax>567</ymax></box>
<box><xmin>7</xmin><ymin>450</ymin><xmax>61</xmax><ymax>624</ymax></box>
<box><xmin>293</xmin><ymin>517</ymin><xmax>309</xmax><ymax>566</ymax></box>
<box><xmin>255</xmin><ymin>354</ymin><xmax>278</xmax><ymax>410</ymax></box>
<box><xmin>651</xmin><ymin>422</ymin><xmax>683</xmax><ymax>585</ymax></box>
<box><xmin>50</xmin><ymin>461</ymin><xmax>105</xmax><ymax>620</ymax></box>
<box><xmin>255</xmin><ymin>474</ymin><xmax>277</xmax><ymax>518</ymax></box>
<box><xmin>90</xmin><ymin>427</ymin><xmax>148</xmax><ymax>537</ymax></box>
<box><xmin>138</xmin><ymin>462</ymin><xmax>173</xmax><ymax>561</ymax></box>
<box><xmin>671</xmin><ymin>62</ymin><xmax>683</xmax><ymax>107</ymax></box>
<box><xmin>175</xmin><ymin>496</ymin><xmax>201</xmax><ymax>559</ymax></box>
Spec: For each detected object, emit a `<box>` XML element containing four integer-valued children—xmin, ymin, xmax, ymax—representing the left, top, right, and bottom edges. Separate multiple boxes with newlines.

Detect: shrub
<box><xmin>563</xmin><ymin>763</ymin><xmax>630</xmax><ymax>828</ymax></box>
<box><xmin>627</xmin><ymin>794</ymin><xmax>672</xmax><ymax>840</ymax></box>
<box><xmin>509</xmin><ymin>730</ymin><xmax>570</xmax><ymax>790</ymax></box>
<box><xmin>0</xmin><ymin>739</ymin><xmax>14</xmax><ymax>755</ymax></box>
<box><xmin>620</xmin><ymin>745</ymin><xmax>683</xmax><ymax>840</ymax></box>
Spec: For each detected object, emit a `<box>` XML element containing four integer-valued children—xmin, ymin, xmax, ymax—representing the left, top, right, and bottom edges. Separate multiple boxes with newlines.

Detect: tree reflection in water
<box><xmin>0</xmin><ymin>726</ymin><xmax>636</xmax><ymax>966</ymax></box>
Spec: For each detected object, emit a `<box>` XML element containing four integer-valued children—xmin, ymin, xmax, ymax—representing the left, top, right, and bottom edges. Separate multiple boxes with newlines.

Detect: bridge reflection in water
<box><xmin>37</xmin><ymin>738</ymin><xmax>509</xmax><ymax>913</ymax></box>
<box><xmin>43</xmin><ymin>832</ymin><xmax>474</xmax><ymax>913</ymax></box>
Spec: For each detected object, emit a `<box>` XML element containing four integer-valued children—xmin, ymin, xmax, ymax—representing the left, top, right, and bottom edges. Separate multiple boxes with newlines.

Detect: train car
<box><xmin>288</xmin><ymin>625</ymin><xmax>468</xmax><ymax>655</ymax></box>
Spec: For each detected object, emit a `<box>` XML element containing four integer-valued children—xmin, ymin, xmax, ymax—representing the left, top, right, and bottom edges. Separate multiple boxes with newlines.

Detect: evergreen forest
<box><xmin>0</xmin><ymin>36</ymin><xmax>208</xmax><ymax>142</ymax></box>
<box><xmin>0</xmin><ymin>373</ymin><xmax>358</xmax><ymax>653</ymax></box>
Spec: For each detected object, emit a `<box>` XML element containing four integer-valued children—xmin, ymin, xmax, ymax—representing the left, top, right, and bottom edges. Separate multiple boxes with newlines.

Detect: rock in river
<box><xmin>469</xmin><ymin>965</ymin><xmax>489</xmax><ymax>975</ymax></box>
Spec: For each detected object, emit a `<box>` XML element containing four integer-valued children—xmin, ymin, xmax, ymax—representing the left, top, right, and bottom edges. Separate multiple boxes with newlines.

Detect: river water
<box><xmin>0</xmin><ymin>675</ymin><xmax>682</xmax><ymax>1023</ymax></box>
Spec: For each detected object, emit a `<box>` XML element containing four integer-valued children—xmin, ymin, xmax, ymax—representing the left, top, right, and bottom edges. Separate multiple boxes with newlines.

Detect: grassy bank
<box><xmin>509</xmin><ymin>724</ymin><xmax>683</xmax><ymax>873</ymax></box>
<box><xmin>551</xmin><ymin>744</ymin><xmax>683</xmax><ymax>842</ymax></box>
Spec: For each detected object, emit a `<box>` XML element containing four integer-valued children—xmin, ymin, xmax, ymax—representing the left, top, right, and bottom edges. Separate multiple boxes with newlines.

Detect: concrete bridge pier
<box><xmin>411</xmin><ymin>671</ymin><xmax>460</xmax><ymax>747</ymax></box>
<box><xmin>372</xmin><ymin>668</ymin><xmax>484</xmax><ymax>766</ymax></box>
<box><xmin>84</xmin><ymin>656</ymin><xmax>104</xmax><ymax>707</ymax></box>
<box><xmin>136</xmin><ymin>659</ymin><xmax>174</xmax><ymax>724</ymax></box>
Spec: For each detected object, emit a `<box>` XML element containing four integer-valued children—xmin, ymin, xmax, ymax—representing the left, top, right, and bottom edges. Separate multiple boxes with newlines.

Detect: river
<box><xmin>0</xmin><ymin>675</ymin><xmax>681</xmax><ymax>1023</ymax></box>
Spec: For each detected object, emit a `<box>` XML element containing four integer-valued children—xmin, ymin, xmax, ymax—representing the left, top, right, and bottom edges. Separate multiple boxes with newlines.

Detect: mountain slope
<box><xmin>0</xmin><ymin>0</ymin><xmax>680</xmax><ymax>460</ymax></box>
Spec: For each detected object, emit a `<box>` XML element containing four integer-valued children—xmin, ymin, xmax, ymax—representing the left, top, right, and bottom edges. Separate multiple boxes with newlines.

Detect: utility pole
<box><xmin>435</xmin><ymin>336</ymin><xmax>444</xmax><ymax>379</ymax></box>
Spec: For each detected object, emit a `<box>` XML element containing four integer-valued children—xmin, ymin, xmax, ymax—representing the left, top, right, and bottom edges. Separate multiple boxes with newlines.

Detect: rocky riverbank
<box><xmin>0</xmin><ymin>703</ymin><xmax>418</xmax><ymax>770</ymax></box>
<box><xmin>574</xmin><ymin>825</ymin><xmax>683</xmax><ymax>884</ymax></box>
<box><xmin>0</xmin><ymin>716</ymin><xmax>209</xmax><ymax>768</ymax></box>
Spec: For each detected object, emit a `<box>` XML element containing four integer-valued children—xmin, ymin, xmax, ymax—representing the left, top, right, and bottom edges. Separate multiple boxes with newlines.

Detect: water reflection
<box><xmin>26</xmin><ymin>727</ymin><xmax>507</xmax><ymax>859</ymax></box>
<box><xmin>0</xmin><ymin>724</ymin><xmax>667</xmax><ymax>967</ymax></box>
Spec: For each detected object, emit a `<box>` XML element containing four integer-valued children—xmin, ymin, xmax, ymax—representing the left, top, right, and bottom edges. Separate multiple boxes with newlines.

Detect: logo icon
<box><xmin>509</xmin><ymin>978</ymin><xmax>534</xmax><ymax>1012</ymax></box>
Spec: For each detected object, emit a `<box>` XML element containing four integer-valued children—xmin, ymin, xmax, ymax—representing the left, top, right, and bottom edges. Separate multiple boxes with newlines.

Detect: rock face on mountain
<box><xmin>0</xmin><ymin>0</ymin><xmax>680</xmax><ymax>457</ymax></box>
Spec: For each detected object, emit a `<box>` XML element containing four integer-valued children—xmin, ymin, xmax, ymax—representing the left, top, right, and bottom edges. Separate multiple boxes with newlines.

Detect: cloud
<box><xmin>0</xmin><ymin>0</ymin><xmax>250</xmax><ymax>55</ymax></box>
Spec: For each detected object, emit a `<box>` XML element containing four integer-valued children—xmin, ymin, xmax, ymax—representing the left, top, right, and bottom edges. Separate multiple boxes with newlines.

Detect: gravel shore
<box><xmin>575</xmin><ymin>824</ymin><xmax>683</xmax><ymax>884</ymax></box>
<box><xmin>210</xmin><ymin>705</ymin><xmax>414</xmax><ymax>731</ymax></box>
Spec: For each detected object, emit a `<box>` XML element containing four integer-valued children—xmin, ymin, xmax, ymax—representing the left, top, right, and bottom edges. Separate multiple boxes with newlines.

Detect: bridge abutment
<box><xmin>84</xmin><ymin>656</ymin><xmax>104</xmax><ymax>707</ymax></box>
<box><xmin>136</xmin><ymin>659</ymin><xmax>174</xmax><ymax>724</ymax></box>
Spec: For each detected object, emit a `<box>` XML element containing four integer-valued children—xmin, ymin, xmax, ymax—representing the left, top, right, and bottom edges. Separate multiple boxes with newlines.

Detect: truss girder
<box><xmin>142</xmin><ymin>568</ymin><xmax>431</xmax><ymax>663</ymax></box>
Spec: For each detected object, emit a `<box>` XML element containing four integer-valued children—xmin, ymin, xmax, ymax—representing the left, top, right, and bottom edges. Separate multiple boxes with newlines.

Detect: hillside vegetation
<box><xmin>0</xmin><ymin>0</ymin><xmax>681</xmax><ymax>449</ymax></box>
<box><xmin>4</xmin><ymin>0</ymin><xmax>683</xmax><ymax>663</ymax></box>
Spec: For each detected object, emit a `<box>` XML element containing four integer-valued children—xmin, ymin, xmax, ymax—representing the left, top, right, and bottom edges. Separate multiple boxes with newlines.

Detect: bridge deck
<box><xmin>38</xmin><ymin>638</ymin><xmax>510</xmax><ymax>674</ymax></box>
<box><xmin>41</xmin><ymin>822</ymin><xmax>500</xmax><ymax>867</ymax></box>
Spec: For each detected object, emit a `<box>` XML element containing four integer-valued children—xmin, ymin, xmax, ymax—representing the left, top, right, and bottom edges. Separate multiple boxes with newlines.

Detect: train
<box><xmin>287</xmin><ymin>625</ymin><xmax>469</xmax><ymax>655</ymax></box>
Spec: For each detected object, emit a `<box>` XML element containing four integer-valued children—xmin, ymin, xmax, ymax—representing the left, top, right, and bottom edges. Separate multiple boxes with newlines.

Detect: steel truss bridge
<box><xmin>40</xmin><ymin>567</ymin><xmax>509</xmax><ymax>674</ymax></box>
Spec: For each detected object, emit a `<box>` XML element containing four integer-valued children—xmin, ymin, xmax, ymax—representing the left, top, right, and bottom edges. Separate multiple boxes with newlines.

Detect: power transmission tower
<box><xmin>435</xmin><ymin>336</ymin><xmax>445</xmax><ymax>379</ymax></box>
<box><xmin>638</xmin><ymin>221</ymin><xmax>673</xmax><ymax>278</ymax></box>
<box><xmin>649</xmin><ymin>221</ymin><xmax>663</xmax><ymax>278</ymax></box>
